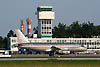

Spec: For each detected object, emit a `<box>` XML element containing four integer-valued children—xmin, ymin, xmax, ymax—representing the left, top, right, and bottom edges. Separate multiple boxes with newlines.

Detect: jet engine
<box><xmin>58</xmin><ymin>50</ymin><xmax>70</xmax><ymax>54</ymax></box>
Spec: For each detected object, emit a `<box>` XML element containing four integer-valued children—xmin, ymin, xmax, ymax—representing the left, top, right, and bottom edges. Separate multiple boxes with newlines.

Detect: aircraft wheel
<box><xmin>49</xmin><ymin>51</ymin><xmax>55</xmax><ymax>56</ymax></box>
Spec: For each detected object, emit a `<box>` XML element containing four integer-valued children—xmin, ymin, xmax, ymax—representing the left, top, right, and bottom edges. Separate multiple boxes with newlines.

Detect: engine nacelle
<box><xmin>58</xmin><ymin>50</ymin><xmax>70</xmax><ymax>54</ymax></box>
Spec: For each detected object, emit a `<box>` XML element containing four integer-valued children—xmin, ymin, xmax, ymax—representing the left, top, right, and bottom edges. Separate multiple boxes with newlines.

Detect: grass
<box><xmin>0</xmin><ymin>60</ymin><xmax>100</xmax><ymax>65</ymax></box>
<box><xmin>11</xmin><ymin>55</ymin><xmax>100</xmax><ymax>58</ymax></box>
<box><xmin>0</xmin><ymin>65</ymin><xmax>100</xmax><ymax>67</ymax></box>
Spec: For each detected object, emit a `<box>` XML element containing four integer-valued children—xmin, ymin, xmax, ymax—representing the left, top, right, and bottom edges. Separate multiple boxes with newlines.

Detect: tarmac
<box><xmin>1</xmin><ymin>57</ymin><xmax>100</xmax><ymax>60</ymax></box>
<box><xmin>1</xmin><ymin>54</ymin><xmax>100</xmax><ymax>60</ymax></box>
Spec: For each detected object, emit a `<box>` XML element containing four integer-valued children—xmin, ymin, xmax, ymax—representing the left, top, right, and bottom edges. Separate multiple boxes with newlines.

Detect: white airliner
<box><xmin>15</xmin><ymin>29</ymin><xmax>87</xmax><ymax>56</ymax></box>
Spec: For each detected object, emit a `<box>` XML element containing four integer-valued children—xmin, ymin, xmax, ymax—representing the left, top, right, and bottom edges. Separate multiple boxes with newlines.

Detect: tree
<box><xmin>3</xmin><ymin>37</ymin><xmax>8</xmax><ymax>49</ymax></box>
<box><xmin>0</xmin><ymin>36</ymin><xmax>5</xmax><ymax>48</ymax></box>
<box><xmin>0</xmin><ymin>36</ymin><xmax>3</xmax><ymax>41</ymax></box>
<box><xmin>7</xmin><ymin>30</ymin><xmax>15</xmax><ymax>37</ymax></box>
<box><xmin>81</xmin><ymin>22</ymin><xmax>89</xmax><ymax>37</ymax></box>
<box><xmin>96</xmin><ymin>25</ymin><xmax>100</xmax><ymax>36</ymax></box>
<box><xmin>33</xmin><ymin>27</ymin><xmax>38</xmax><ymax>34</ymax></box>
<box><xmin>69</xmin><ymin>21</ymin><xmax>81</xmax><ymax>37</ymax></box>
<box><xmin>53</xmin><ymin>22</ymin><xmax>67</xmax><ymax>38</ymax></box>
<box><xmin>81</xmin><ymin>21</ymin><xmax>96</xmax><ymax>38</ymax></box>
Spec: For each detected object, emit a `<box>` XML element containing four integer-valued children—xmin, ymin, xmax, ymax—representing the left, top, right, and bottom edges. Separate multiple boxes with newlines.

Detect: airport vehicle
<box><xmin>15</xmin><ymin>29</ymin><xmax>87</xmax><ymax>56</ymax></box>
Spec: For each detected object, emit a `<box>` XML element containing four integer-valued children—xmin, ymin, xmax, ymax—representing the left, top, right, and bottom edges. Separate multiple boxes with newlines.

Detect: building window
<box><xmin>44</xmin><ymin>32</ymin><xmax>46</xmax><ymax>34</ymax></box>
<box><xmin>64</xmin><ymin>40</ymin><xmax>66</xmax><ymax>43</ymax></box>
<box><xmin>47</xmin><ymin>20</ymin><xmax>48</xmax><ymax>24</ymax></box>
<box><xmin>57</xmin><ymin>40</ymin><xmax>59</xmax><ymax>43</ymax></box>
<box><xmin>42</xmin><ymin>20</ymin><xmax>44</xmax><ymax>24</ymax></box>
<box><xmin>47</xmin><ymin>40</ymin><xmax>49</xmax><ymax>42</ymax></box>
<box><xmin>42</xmin><ymin>21</ymin><xmax>43</xmax><ymax>24</ymax></box>
<box><xmin>49</xmin><ymin>27</ymin><xmax>51</xmax><ymax>29</ymax></box>
<box><xmin>62</xmin><ymin>40</ymin><xmax>64</xmax><ymax>43</ymax></box>
<box><xmin>49</xmin><ymin>32</ymin><xmax>51</xmax><ymax>34</ymax></box>
<box><xmin>49</xmin><ymin>21</ymin><xmax>51</xmax><ymax>24</ymax></box>
<box><xmin>60</xmin><ymin>40</ymin><xmax>61</xmax><ymax>43</ymax></box>
<box><xmin>44</xmin><ymin>27</ymin><xmax>46</xmax><ymax>29</ymax></box>
<box><xmin>12</xmin><ymin>40</ymin><xmax>13</xmax><ymax>42</ymax></box>
<box><xmin>12</xmin><ymin>39</ymin><xmax>16</xmax><ymax>43</ymax></box>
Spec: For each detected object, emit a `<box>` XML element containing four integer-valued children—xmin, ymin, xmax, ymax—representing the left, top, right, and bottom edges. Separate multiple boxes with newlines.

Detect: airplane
<box><xmin>15</xmin><ymin>29</ymin><xmax>87</xmax><ymax>56</ymax></box>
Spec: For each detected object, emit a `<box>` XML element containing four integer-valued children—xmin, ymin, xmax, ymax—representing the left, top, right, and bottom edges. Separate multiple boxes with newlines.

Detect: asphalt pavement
<box><xmin>1</xmin><ymin>58</ymin><xmax>100</xmax><ymax>60</ymax></box>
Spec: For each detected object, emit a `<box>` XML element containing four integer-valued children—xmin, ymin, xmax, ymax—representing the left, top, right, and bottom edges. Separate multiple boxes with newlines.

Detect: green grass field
<box><xmin>11</xmin><ymin>55</ymin><xmax>100</xmax><ymax>58</ymax></box>
<box><xmin>0</xmin><ymin>60</ymin><xmax>100</xmax><ymax>67</ymax></box>
<box><xmin>0</xmin><ymin>60</ymin><xmax>100</xmax><ymax>65</ymax></box>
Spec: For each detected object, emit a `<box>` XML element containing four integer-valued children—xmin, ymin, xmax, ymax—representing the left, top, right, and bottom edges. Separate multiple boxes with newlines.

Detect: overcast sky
<box><xmin>0</xmin><ymin>0</ymin><xmax>100</xmax><ymax>37</ymax></box>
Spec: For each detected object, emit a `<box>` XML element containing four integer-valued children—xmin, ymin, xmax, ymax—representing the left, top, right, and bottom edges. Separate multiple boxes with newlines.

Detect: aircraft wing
<box><xmin>46</xmin><ymin>46</ymin><xmax>61</xmax><ymax>52</ymax></box>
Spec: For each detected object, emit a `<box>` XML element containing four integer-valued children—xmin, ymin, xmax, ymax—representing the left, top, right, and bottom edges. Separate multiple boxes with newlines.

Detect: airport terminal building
<box><xmin>9</xmin><ymin>6</ymin><xmax>100</xmax><ymax>53</ymax></box>
<box><xmin>9</xmin><ymin>37</ymin><xmax>100</xmax><ymax>53</ymax></box>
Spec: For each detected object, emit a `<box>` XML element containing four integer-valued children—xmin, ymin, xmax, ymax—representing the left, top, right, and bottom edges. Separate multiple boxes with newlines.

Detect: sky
<box><xmin>0</xmin><ymin>0</ymin><xmax>100</xmax><ymax>37</ymax></box>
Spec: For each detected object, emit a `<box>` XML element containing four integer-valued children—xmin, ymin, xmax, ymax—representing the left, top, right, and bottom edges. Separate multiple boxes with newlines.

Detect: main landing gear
<box><xmin>49</xmin><ymin>46</ymin><xmax>60</xmax><ymax>56</ymax></box>
<box><xmin>49</xmin><ymin>51</ymin><xmax>56</xmax><ymax>56</ymax></box>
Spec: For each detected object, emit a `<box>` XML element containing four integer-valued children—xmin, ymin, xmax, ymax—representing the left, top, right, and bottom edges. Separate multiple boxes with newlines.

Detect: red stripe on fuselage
<box><xmin>19</xmin><ymin>46</ymin><xmax>75</xmax><ymax>48</ymax></box>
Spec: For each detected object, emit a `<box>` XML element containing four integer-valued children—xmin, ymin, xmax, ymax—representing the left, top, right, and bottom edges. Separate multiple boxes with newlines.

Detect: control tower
<box><xmin>37</xmin><ymin>6</ymin><xmax>55</xmax><ymax>38</ymax></box>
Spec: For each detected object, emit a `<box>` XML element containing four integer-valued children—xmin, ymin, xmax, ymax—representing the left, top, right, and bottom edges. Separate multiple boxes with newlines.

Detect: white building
<box><xmin>9</xmin><ymin>37</ymin><xmax>100</xmax><ymax>53</ymax></box>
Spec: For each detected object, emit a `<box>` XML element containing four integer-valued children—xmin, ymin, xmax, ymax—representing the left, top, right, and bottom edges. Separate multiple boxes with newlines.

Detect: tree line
<box><xmin>53</xmin><ymin>21</ymin><xmax>100</xmax><ymax>38</ymax></box>
<box><xmin>0</xmin><ymin>36</ymin><xmax>7</xmax><ymax>49</ymax></box>
<box><xmin>0</xmin><ymin>30</ymin><xmax>16</xmax><ymax>49</ymax></box>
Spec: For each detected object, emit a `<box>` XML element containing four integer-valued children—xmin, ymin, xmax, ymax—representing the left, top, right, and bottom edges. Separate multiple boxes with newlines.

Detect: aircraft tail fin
<box><xmin>16</xmin><ymin>29</ymin><xmax>28</xmax><ymax>43</ymax></box>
